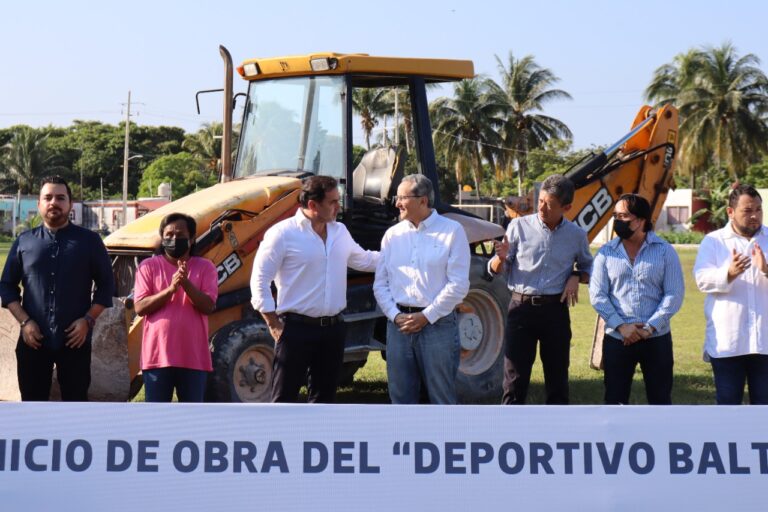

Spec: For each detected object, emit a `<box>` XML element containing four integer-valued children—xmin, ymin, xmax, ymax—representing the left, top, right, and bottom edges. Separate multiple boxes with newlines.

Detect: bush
<box><xmin>656</xmin><ymin>230</ymin><xmax>705</xmax><ymax>244</ymax></box>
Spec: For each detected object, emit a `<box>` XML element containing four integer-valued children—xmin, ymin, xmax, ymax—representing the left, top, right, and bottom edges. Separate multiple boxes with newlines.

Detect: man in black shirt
<box><xmin>0</xmin><ymin>176</ymin><xmax>114</xmax><ymax>401</ymax></box>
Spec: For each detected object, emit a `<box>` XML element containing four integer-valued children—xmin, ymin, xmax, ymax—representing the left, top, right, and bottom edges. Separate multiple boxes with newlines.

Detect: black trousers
<box><xmin>271</xmin><ymin>319</ymin><xmax>346</xmax><ymax>403</ymax></box>
<box><xmin>603</xmin><ymin>333</ymin><xmax>673</xmax><ymax>405</ymax></box>
<box><xmin>502</xmin><ymin>300</ymin><xmax>571</xmax><ymax>405</ymax></box>
<box><xmin>16</xmin><ymin>338</ymin><xmax>91</xmax><ymax>401</ymax></box>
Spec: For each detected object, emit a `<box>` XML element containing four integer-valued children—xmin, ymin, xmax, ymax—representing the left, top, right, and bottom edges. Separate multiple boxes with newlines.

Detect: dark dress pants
<box><xmin>710</xmin><ymin>354</ymin><xmax>768</xmax><ymax>405</ymax></box>
<box><xmin>502</xmin><ymin>300</ymin><xmax>571</xmax><ymax>405</ymax></box>
<box><xmin>16</xmin><ymin>338</ymin><xmax>91</xmax><ymax>401</ymax></box>
<box><xmin>271</xmin><ymin>319</ymin><xmax>346</xmax><ymax>403</ymax></box>
<box><xmin>603</xmin><ymin>333</ymin><xmax>673</xmax><ymax>405</ymax></box>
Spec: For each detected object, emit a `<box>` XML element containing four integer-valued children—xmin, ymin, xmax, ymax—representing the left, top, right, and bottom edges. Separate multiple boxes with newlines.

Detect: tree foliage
<box><xmin>352</xmin><ymin>88</ymin><xmax>390</xmax><ymax>150</ymax></box>
<box><xmin>1</xmin><ymin>126</ymin><xmax>67</xmax><ymax>193</ymax></box>
<box><xmin>487</xmin><ymin>52</ymin><xmax>573</xmax><ymax>193</ymax></box>
<box><xmin>137</xmin><ymin>152</ymin><xmax>216</xmax><ymax>199</ymax></box>
<box><xmin>645</xmin><ymin>42</ymin><xmax>768</xmax><ymax>186</ymax></box>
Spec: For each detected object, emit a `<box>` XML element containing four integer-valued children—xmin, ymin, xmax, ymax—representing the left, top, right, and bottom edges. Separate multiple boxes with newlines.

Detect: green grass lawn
<box><xmin>1</xmin><ymin>242</ymin><xmax>710</xmax><ymax>404</ymax></box>
<box><xmin>0</xmin><ymin>241</ymin><xmax>9</xmax><ymax>268</ymax></box>
<box><xmin>340</xmin><ymin>247</ymin><xmax>714</xmax><ymax>405</ymax></box>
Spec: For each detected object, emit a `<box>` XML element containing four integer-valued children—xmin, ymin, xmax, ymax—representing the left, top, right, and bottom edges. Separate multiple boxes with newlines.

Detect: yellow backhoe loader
<box><xmin>0</xmin><ymin>48</ymin><xmax>677</xmax><ymax>402</ymax></box>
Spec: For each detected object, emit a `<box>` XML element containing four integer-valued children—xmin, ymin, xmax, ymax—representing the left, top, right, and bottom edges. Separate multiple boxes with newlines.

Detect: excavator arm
<box><xmin>505</xmin><ymin>104</ymin><xmax>678</xmax><ymax>242</ymax></box>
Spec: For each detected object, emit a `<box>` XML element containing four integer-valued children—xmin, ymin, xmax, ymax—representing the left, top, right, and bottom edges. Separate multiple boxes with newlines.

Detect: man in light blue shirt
<box><xmin>490</xmin><ymin>175</ymin><xmax>592</xmax><ymax>404</ymax></box>
<box><xmin>589</xmin><ymin>194</ymin><xmax>684</xmax><ymax>404</ymax></box>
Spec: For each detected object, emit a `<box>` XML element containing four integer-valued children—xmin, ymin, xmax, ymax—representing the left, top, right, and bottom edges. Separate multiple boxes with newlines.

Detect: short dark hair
<box><xmin>729</xmin><ymin>184</ymin><xmax>762</xmax><ymax>208</ymax></box>
<box><xmin>540</xmin><ymin>175</ymin><xmax>575</xmax><ymax>206</ymax></box>
<box><xmin>618</xmin><ymin>193</ymin><xmax>653</xmax><ymax>232</ymax></box>
<box><xmin>299</xmin><ymin>175</ymin><xmax>337</xmax><ymax>208</ymax></box>
<box><xmin>40</xmin><ymin>175</ymin><xmax>72</xmax><ymax>201</ymax></box>
<box><xmin>158</xmin><ymin>213</ymin><xmax>197</xmax><ymax>254</ymax></box>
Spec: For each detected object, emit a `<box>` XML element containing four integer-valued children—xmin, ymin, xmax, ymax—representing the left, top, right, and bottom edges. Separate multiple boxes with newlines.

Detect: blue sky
<box><xmin>1</xmin><ymin>0</ymin><xmax>765</xmax><ymax>148</ymax></box>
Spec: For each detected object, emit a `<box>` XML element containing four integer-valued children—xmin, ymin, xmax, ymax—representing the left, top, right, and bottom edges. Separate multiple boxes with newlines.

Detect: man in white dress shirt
<box><xmin>374</xmin><ymin>174</ymin><xmax>470</xmax><ymax>404</ymax></box>
<box><xmin>250</xmin><ymin>175</ymin><xmax>379</xmax><ymax>403</ymax></box>
<box><xmin>694</xmin><ymin>184</ymin><xmax>768</xmax><ymax>404</ymax></box>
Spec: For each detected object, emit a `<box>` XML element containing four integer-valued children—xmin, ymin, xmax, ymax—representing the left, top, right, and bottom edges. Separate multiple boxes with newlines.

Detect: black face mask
<box><xmin>613</xmin><ymin>219</ymin><xmax>636</xmax><ymax>240</ymax></box>
<box><xmin>161</xmin><ymin>238</ymin><xmax>190</xmax><ymax>259</ymax></box>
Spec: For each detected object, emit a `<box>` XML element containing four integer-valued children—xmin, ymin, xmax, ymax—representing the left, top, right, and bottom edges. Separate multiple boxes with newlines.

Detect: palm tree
<box><xmin>182</xmin><ymin>122</ymin><xmax>239</xmax><ymax>175</ymax></box>
<box><xmin>487</xmin><ymin>52</ymin><xmax>573</xmax><ymax>194</ymax></box>
<box><xmin>644</xmin><ymin>49</ymin><xmax>702</xmax><ymax>106</ymax></box>
<box><xmin>1</xmin><ymin>127</ymin><xmax>65</xmax><ymax>193</ymax></box>
<box><xmin>431</xmin><ymin>77</ymin><xmax>503</xmax><ymax>196</ymax></box>
<box><xmin>352</xmin><ymin>88</ymin><xmax>389</xmax><ymax>150</ymax></box>
<box><xmin>645</xmin><ymin>43</ymin><xmax>768</xmax><ymax>187</ymax></box>
<box><xmin>182</xmin><ymin>122</ymin><xmax>223</xmax><ymax>173</ymax></box>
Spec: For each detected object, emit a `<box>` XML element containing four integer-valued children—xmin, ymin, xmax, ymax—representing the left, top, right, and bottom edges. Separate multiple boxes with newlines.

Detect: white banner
<box><xmin>1</xmin><ymin>403</ymin><xmax>766</xmax><ymax>511</ymax></box>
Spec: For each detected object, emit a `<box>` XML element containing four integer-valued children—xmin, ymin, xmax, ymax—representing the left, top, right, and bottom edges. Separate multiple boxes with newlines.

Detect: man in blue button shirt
<box><xmin>589</xmin><ymin>194</ymin><xmax>684</xmax><ymax>404</ymax></box>
<box><xmin>490</xmin><ymin>175</ymin><xmax>592</xmax><ymax>404</ymax></box>
<box><xmin>0</xmin><ymin>176</ymin><xmax>114</xmax><ymax>401</ymax></box>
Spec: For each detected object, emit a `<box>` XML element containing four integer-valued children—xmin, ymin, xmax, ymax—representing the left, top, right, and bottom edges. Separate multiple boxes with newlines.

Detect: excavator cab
<box><xmin>229</xmin><ymin>54</ymin><xmax>496</xmax><ymax>250</ymax></box>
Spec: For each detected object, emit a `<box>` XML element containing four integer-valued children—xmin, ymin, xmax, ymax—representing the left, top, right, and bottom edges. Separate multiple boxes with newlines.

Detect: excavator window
<box><xmin>235</xmin><ymin>75</ymin><xmax>345</xmax><ymax>180</ymax></box>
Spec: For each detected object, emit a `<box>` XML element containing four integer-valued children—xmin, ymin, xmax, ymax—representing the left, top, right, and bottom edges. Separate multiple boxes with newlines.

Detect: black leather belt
<box><xmin>511</xmin><ymin>292</ymin><xmax>561</xmax><ymax>306</ymax></box>
<box><xmin>281</xmin><ymin>312</ymin><xmax>342</xmax><ymax>327</ymax></box>
<box><xmin>397</xmin><ymin>303</ymin><xmax>426</xmax><ymax>313</ymax></box>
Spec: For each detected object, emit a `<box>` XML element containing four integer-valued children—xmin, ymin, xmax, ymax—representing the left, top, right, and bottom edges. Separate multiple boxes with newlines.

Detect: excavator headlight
<box><xmin>310</xmin><ymin>57</ymin><xmax>338</xmax><ymax>72</ymax></box>
<box><xmin>243</xmin><ymin>62</ymin><xmax>260</xmax><ymax>77</ymax></box>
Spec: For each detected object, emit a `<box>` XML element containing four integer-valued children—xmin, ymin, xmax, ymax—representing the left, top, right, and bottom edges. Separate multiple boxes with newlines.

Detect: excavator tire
<box><xmin>208</xmin><ymin>321</ymin><xmax>275</xmax><ymax>403</ymax></box>
<box><xmin>456</xmin><ymin>257</ymin><xmax>509</xmax><ymax>403</ymax></box>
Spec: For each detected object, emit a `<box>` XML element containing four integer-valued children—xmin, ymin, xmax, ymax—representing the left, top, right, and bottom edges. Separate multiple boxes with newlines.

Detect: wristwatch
<box><xmin>84</xmin><ymin>314</ymin><xmax>96</xmax><ymax>330</ymax></box>
<box><xmin>19</xmin><ymin>318</ymin><xmax>31</xmax><ymax>328</ymax></box>
<box><xmin>642</xmin><ymin>323</ymin><xmax>654</xmax><ymax>334</ymax></box>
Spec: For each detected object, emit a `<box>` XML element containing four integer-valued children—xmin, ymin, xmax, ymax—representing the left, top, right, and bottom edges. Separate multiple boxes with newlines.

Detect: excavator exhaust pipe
<box><xmin>219</xmin><ymin>45</ymin><xmax>234</xmax><ymax>182</ymax></box>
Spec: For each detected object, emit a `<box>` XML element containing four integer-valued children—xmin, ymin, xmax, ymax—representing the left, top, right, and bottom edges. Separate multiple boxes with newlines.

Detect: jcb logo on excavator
<box><xmin>217</xmin><ymin>252</ymin><xmax>243</xmax><ymax>285</ymax></box>
<box><xmin>574</xmin><ymin>187</ymin><xmax>612</xmax><ymax>232</ymax></box>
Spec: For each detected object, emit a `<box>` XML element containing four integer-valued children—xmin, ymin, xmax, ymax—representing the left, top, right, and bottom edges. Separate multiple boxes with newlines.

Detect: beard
<box><xmin>732</xmin><ymin>219</ymin><xmax>761</xmax><ymax>238</ymax></box>
<box><xmin>44</xmin><ymin>207</ymin><xmax>69</xmax><ymax>228</ymax></box>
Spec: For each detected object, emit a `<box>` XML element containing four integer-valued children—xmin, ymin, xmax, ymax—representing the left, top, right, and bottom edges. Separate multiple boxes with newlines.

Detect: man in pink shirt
<box><xmin>134</xmin><ymin>213</ymin><xmax>218</xmax><ymax>402</ymax></box>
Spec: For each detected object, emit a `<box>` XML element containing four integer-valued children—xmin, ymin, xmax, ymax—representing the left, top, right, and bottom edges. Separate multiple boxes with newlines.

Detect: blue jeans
<box><xmin>710</xmin><ymin>354</ymin><xmax>768</xmax><ymax>405</ymax></box>
<box><xmin>386</xmin><ymin>312</ymin><xmax>459</xmax><ymax>404</ymax></box>
<box><xmin>143</xmin><ymin>367</ymin><xmax>209</xmax><ymax>403</ymax></box>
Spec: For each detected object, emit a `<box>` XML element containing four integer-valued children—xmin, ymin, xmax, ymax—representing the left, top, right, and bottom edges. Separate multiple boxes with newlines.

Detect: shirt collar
<box><xmin>534</xmin><ymin>213</ymin><xmax>565</xmax><ymax>232</ymax></box>
<box><xmin>722</xmin><ymin>222</ymin><xmax>766</xmax><ymax>240</ymax></box>
<box><xmin>607</xmin><ymin>230</ymin><xmax>663</xmax><ymax>250</ymax></box>
<box><xmin>41</xmin><ymin>222</ymin><xmax>72</xmax><ymax>238</ymax></box>
<box><xmin>293</xmin><ymin>207</ymin><xmax>337</xmax><ymax>233</ymax></box>
<box><xmin>294</xmin><ymin>207</ymin><xmax>311</xmax><ymax>227</ymax></box>
<box><xmin>407</xmin><ymin>209</ymin><xmax>437</xmax><ymax>230</ymax></box>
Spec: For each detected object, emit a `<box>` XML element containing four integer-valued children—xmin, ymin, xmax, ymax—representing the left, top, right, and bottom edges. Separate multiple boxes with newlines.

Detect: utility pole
<box><xmin>100</xmin><ymin>178</ymin><xmax>105</xmax><ymax>232</ymax></box>
<box><xmin>122</xmin><ymin>90</ymin><xmax>131</xmax><ymax>228</ymax></box>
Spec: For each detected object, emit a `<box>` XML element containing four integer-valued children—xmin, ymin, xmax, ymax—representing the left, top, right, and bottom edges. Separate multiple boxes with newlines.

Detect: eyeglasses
<box><xmin>393</xmin><ymin>195</ymin><xmax>423</xmax><ymax>203</ymax></box>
